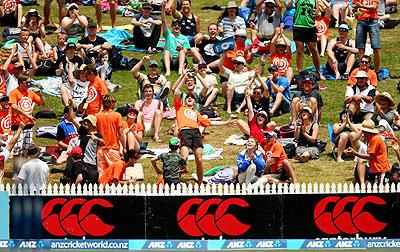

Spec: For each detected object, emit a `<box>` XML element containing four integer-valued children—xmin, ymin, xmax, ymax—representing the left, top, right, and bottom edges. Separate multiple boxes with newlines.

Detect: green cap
<box><xmin>169</xmin><ymin>137</ymin><xmax>180</xmax><ymax>146</ymax></box>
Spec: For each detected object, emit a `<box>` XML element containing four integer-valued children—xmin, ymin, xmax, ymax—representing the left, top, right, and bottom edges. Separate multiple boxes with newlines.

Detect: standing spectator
<box><xmin>131</xmin><ymin>3</ymin><xmax>162</xmax><ymax>53</ymax></box>
<box><xmin>61</xmin><ymin>3</ymin><xmax>88</xmax><ymax>42</ymax></box>
<box><xmin>0</xmin><ymin>122</ymin><xmax>24</xmax><ymax>182</ymax></box>
<box><xmin>95</xmin><ymin>0</ymin><xmax>116</xmax><ymax>32</ymax></box>
<box><xmin>17</xmin><ymin>143</ymin><xmax>49</xmax><ymax>187</ymax></box>
<box><xmin>293</xmin><ymin>0</ymin><xmax>324</xmax><ymax>79</ymax></box>
<box><xmin>135</xmin><ymin>84</ymin><xmax>163</xmax><ymax>142</ymax></box>
<box><xmin>0</xmin><ymin>0</ymin><xmax>23</xmax><ymax>28</ymax></box>
<box><xmin>353</xmin><ymin>0</ymin><xmax>380</xmax><ymax>75</ymax></box>
<box><xmin>345</xmin><ymin>119</ymin><xmax>389</xmax><ymax>185</ymax></box>
<box><xmin>218</xmin><ymin>1</ymin><xmax>246</xmax><ymax>39</ymax></box>
<box><xmin>77</xmin><ymin>21</ymin><xmax>112</xmax><ymax>63</ymax></box>
<box><xmin>151</xmin><ymin>137</ymin><xmax>186</xmax><ymax>185</ymax></box>
<box><xmin>326</xmin><ymin>24</ymin><xmax>358</xmax><ymax>80</ymax></box>
<box><xmin>170</xmin><ymin>0</ymin><xmax>200</xmax><ymax>46</ymax></box>
<box><xmin>270</xmin><ymin>31</ymin><xmax>293</xmax><ymax>83</ymax></box>
<box><xmin>43</xmin><ymin>0</ymin><xmax>65</xmax><ymax>31</ymax></box>
<box><xmin>161</xmin><ymin>1</ymin><xmax>190</xmax><ymax>76</ymax></box>
<box><xmin>315</xmin><ymin>9</ymin><xmax>330</xmax><ymax>57</ymax></box>
<box><xmin>82</xmin><ymin>65</ymin><xmax>108</xmax><ymax>116</ymax></box>
<box><xmin>191</xmin><ymin>23</ymin><xmax>220</xmax><ymax>70</ymax></box>
<box><xmin>237</xmin><ymin>137</ymin><xmax>266</xmax><ymax>184</ymax></box>
<box><xmin>344</xmin><ymin>71</ymin><xmax>375</xmax><ymax>123</ymax></box>
<box><xmin>266</xmin><ymin>64</ymin><xmax>291</xmax><ymax>116</ymax></box>
<box><xmin>9</xmin><ymin>72</ymin><xmax>45</xmax><ymax>180</ymax></box>
<box><xmin>294</xmin><ymin>106</ymin><xmax>320</xmax><ymax>163</ymax></box>
<box><xmin>347</xmin><ymin>55</ymin><xmax>378</xmax><ymax>87</ymax></box>
<box><xmin>99</xmin><ymin>150</ymin><xmax>141</xmax><ymax>185</ymax></box>
<box><xmin>95</xmin><ymin>94</ymin><xmax>126</xmax><ymax>176</ymax></box>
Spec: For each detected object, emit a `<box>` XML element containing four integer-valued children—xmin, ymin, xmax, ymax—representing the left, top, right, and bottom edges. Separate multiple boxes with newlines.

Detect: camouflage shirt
<box><xmin>159</xmin><ymin>151</ymin><xmax>186</xmax><ymax>180</ymax></box>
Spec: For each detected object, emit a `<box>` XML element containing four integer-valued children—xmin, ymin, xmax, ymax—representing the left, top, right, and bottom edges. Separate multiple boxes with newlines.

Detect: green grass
<box><xmin>2</xmin><ymin>1</ymin><xmax>400</xmax><ymax>185</ymax></box>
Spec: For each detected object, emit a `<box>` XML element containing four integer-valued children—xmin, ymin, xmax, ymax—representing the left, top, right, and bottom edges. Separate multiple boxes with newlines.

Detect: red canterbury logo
<box><xmin>177</xmin><ymin>198</ymin><xmax>251</xmax><ymax>237</ymax></box>
<box><xmin>41</xmin><ymin>198</ymin><xmax>114</xmax><ymax>237</ymax></box>
<box><xmin>314</xmin><ymin>196</ymin><xmax>387</xmax><ymax>235</ymax></box>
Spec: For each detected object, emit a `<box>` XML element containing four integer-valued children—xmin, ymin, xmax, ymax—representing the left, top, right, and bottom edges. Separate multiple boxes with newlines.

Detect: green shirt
<box><xmin>164</xmin><ymin>28</ymin><xmax>191</xmax><ymax>59</ymax></box>
<box><xmin>159</xmin><ymin>151</ymin><xmax>186</xmax><ymax>180</ymax></box>
<box><xmin>294</xmin><ymin>0</ymin><xmax>316</xmax><ymax>29</ymax></box>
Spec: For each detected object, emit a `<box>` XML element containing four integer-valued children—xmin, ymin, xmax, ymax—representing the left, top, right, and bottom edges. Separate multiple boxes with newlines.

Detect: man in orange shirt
<box><xmin>95</xmin><ymin>94</ymin><xmax>126</xmax><ymax>176</ymax></box>
<box><xmin>99</xmin><ymin>150</ymin><xmax>141</xmax><ymax>186</ymax></box>
<box><xmin>353</xmin><ymin>0</ymin><xmax>380</xmax><ymax>75</ymax></box>
<box><xmin>0</xmin><ymin>94</ymin><xmax>11</xmax><ymax>141</ymax></box>
<box><xmin>346</xmin><ymin>119</ymin><xmax>389</xmax><ymax>185</ymax></box>
<box><xmin>82</xmin><ymin>65</ymin><xmax>108</xmax><ymax>116</ymax></box>
<box><xmin>347</xmin><ymin>55</ymin><xmax>378</xmax><ymax>87</ymax></box>
<box><xmin>8</xmin><ymin>72</ymin><xmax>45</xmax><ymax>179</ymax></box>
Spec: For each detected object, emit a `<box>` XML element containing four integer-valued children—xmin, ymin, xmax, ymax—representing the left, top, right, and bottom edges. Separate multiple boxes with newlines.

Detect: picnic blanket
<box><xmin>141</xmin><ymin>144</ymin><xmax>223</xmax><ymax>160</ymax></box>
<box><xmin>33</xmin><ymin>77</ymin><xmax>62</xmax><ymax>97</ymax></box>
<box><xmin>224</xmin><ymin>134</ymin><xmax>248</xmax><ymax>146</ymax></box>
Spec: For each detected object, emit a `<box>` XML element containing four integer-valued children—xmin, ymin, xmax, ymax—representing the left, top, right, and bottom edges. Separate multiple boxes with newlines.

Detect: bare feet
<box><xmin>337</xmin><ymin>158</ymin><xmax>345</xmax><ymax>163</ymax></box>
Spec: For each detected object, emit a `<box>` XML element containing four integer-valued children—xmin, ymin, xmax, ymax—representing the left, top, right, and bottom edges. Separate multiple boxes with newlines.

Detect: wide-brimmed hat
<box><xmin>276</xmin><ymin>38</ymin><xmax>286</xmax><ymax>46</ymax></box>
<box><xmin>359</xmin><ymin>119</ymin><xmax>379</xmax><ymax>134</ymax></box>
<box><xmin>376</xmin><ymin>92</ymin><xmax>395</xmax><ymax>107</ymax></box>
<box><xmin>67</xmin><ymin>3</ymin><xmax>79</xmax><ymax>10</ymax></box>
<box><xmin>27</xmin><ymin>9</ymin><xmax>39</xmax><ymax>16</ymax></box>
<box><xmin>300</xmin><ymin>106</ymin><xmax>313</xmax><ymax>114</ymax></box>
<box><xmin>234</xmin><ymin>56</ymin><xmax>246</xmax><ymax>64</ymax></box>
<box><xmin>82</xmin><ymin>115</ymin><xmax>97</xmax><ymax>127</ymax></box>
<box><xmin>226</xmin><ymin>1</ymin><xmax>238</xmax><ymax>8</ymax></box>
<box><xmin>355</xmin><ymin>70</ymin><xmax>368</xmax><ymax>78</ymax></box>
<box><xmin>26</xmin><ymin>143</ymin><xmax>41</xmax><ymax>157</ymax></box>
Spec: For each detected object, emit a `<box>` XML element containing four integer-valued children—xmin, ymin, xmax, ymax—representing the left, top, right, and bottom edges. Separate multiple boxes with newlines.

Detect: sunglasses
<box><xmin>361</xmin><ymin>61</ymin><xmax>370</xmax><ymax>64</ymax></box>
<box><xmin>253</xmin><ymin>91</ymin><xmax>262</xmax><ymax>95</ymax></box>
<box><xmin>233</xmin><ymin>60</ymin><xmax>244</xmax><ymax>65</ymax></box>
<box><xmin>338</xmin><ymin>28</ymin><xmax>348</xmax><ymax>32</ymax></box>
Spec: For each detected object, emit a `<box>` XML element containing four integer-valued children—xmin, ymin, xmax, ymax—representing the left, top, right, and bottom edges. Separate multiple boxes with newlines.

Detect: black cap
<box><xmin>66</xmin><ymin>42</ymin><xmax>76</xmax><ymax>49</ymax></box>
<box><xmin>87</xmin><ymin>21</ymin><xmax>97</xmax><ymax>28</ymax></box>
<box><xmin>0</xmin><ymin>94</ymin><xmax>8</xmax><ymax>102</ymax></box>
<box><xmin>185</xmin><ymin>93</ymin><xmax>196</xmax><ymax>100</ymax></box>
<box><xmin>142</xmin><ymin>2</ymin><xmax>153</xmax><ymax>9</ymax></box>
<box><xmin>268</xmin><ymin>64</ymin><xmax>278</xmax><ymax>71</ymax></box>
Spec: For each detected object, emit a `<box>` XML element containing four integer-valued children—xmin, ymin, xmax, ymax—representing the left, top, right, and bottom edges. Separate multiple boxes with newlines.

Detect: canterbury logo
<box><xmin>177</xmin><ymin>198</ymin><xmax>251</xmax><ymax>237</ymax></box>
<box><xmin>41</xmin><ymin>198</ymin><xmax>114</xmax><ymax>237</ymax></box>
<box><xmin>314</xmin><ymin>196</ymin><xmax>387</xmax><ymax>235</ymax></box>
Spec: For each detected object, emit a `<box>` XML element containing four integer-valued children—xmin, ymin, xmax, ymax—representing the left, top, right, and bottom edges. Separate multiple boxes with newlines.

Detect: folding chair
<box><xmin>327</xmin><ymin>124</ymin><xmax>337</xmax><ymax>160</ymax></box>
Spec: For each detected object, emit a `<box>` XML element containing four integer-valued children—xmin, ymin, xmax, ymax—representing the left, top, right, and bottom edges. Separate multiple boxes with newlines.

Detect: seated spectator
<box><xmin>333</xmin><ymin>109</ymin><xmax>359</xmax><ymax>162</ymax></box>
<box><xmin>266</xmin><ymin>64</ymin><xmax>291</xmax><ymax>116</ymax></box>
<box><xmin>218</xmin><ymin>1</ymin><xmax>246</xmax><ymax>39</ymax></box>
<box><xmin>18</xmin><ymin>143</ymin><xmax>49</xmax><ymax>187</ymax></box>
<box><xmin>62</xmin><ymin>63</ymin><xmax>88</xmax><ymax>107</ymax></box>
<box><xmin>96</xmin><ymin>51</ymin><xmax>120</xmax><ymax>93</ymax></box>
<box><xmin>219</xmin><ymin>51</ymin><xmax>254</xmax><ymax>114</ymax></box>
<box><xmin>315</xmin><ymin>10</ymin><xmax>330</xmax><ymax>57</ymax></box>
<box><xmin>345</xmin><ymin>119</ymin><xmax>390</xmax><ymax>186</ymax></box>
<box><xmin>249</xmin><ymin>0</ymin><xmax>282</xmax><ymax>53</ymax></box>
<box><xmin>135</xmin><ymin>84</ymin><xmax>163</xmax><ymax>142</ymax></box>
<box><xmin>77</xmin><ymin>21</ymin><xmax>111</xmax><ymax>63</ymax></box>
<box><xmin>151</xmin><ymin>137</ymin><xmax>186</xmax><ymax>185</ymax></box>
<box><xmin>61</xmin><ymin>3</ymin><xmax>88</xmax><ymax>42</ymax></box>
<box><xmin>291</xmin><ymin>75</ymin><xmax>323</xmax><ymax>124</ymax></box>
<box><xmin>131</xmin><ymin>56</ymin><xmax>170</xmax><ymax>108</ymax></box>
<box><xmin>0</xmin><ymin>0</ymin><xmax>22</xmax><ymax>27</ymax></box>
<box><xmin>55</xmin><ymin>106</ymin><xmax>79</xmax><ymax>164</ymax></box>
<box><xmin>17</xmin><ymin>28</ymin><xmax>38</xmax><ymax>64</ymax></box>
<box><xmin>161</xmin><ymin>2</ymin><xmax>190</xmax><ymax>76</ymax></box>
<box><xmin>67</xmin><ymin>146</ymin><xmax>98</xmax><ymax>186</ymax></box>
<box><xmin>237</xmin><ymin>89</ymin><xmax>275</xmax><ymax>148</ymax></box>
<box><xmin>237</xmin><ymin>137</ymin><xmax>266</xmax><ymax>184</ymax></box>
<box><xmin>122</xmin><ymin>108</ymin><xmax>144</xmax><ymax>153</ymax></box>
<box><xmin>347</xmin><ymin>55</ymin><xmax>378</xmax><ymax>87</ymax></box>
<box><xmin>191</xmin><ymin>23</ymin><xmax>220</xmax><ymax>70</ymax></box>
<box><xmin>332</xmin><ymin>0</ymin><xmax>351</xmax><ymax>27</ymax></box>
<box><xmin>99</xmin><ymin>150</ymin><xmax>142</xmax><ymax>185</ymax></box>
<box><xmin>21</xmin><ymin>9</ymin><xmax>49</xmax><ymax>59</ymax></box>
<box><xmin>326</xmin><ymin>24</ymin><xmax>357</xmax><ymax>80</ymax></box>
<box><xmin>170</xmin><ymin>0</ymin><xmax>200</xmax><ymax>46</ymax></box>
<box><xmin>55</xmin><ymin>42</ymin><xmax>83</xmax><ymax>87</ymax></box>
<box><xmin>81</xmin><ymin>64</ymin><xmax>108</xmax><ymax>116</ymax></box>
<box><xmin>372</xmin><ymin>92</ymin><xmax>400</xmax><ymax>134</ymax></box>
<box><xmin>194</xmin><ymin>62</ymin><xmax>219</xmax><ymax>108</ymax></box>
<box><xmin>294</xmin><ymin>106</ymin><xmax>320</xmax><ymax>163</ymax></box>
<box><xmin>53</xmin><ymin>32</ymin><xmax>67</xmax><ymax>62</ymax></box>
<box><xmin>221</xmin><ymin>29</ymin><xmax>254</xmax><ymax>73</ymax></box>
<box><xmin>344</xmin><ymin>70</ymin><xmax>375</xmax><ymax>123</ymax></box>
<box><xmin>0</xmin><ymin>122</ymin><xmax>24</xmax><ymax>182</ymax></box>
<box><xmin>270</xmin><ymin>32</ymin><xmax>293</xmax><ymax>83</ymax></box>
<box><xmin>131</xmin><ymin>3</ymin><xmax>162</xmax><ymax>53</ymax></box>
<box><xmin>377</xmin><ymin>0</ymin><xmax>390</xmax><ymax>27</ymax></box>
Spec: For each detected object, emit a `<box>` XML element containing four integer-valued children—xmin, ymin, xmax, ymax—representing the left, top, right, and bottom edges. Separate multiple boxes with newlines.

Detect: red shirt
<box><xmin>249</xmin><ymin>117</ymin><xmax>267</xmax><ymax>148</ymax></box>
<box><xmin>0</xmin><ymin>108</ymin><xmax>11</xmax><ymax>134</ymax></box>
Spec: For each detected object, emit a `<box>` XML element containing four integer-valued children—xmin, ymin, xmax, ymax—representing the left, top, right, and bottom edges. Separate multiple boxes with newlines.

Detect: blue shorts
<box><xmin>355</xmin><ymin>19</ymin><xmax>381</xmax><ymax>49</ymax></box>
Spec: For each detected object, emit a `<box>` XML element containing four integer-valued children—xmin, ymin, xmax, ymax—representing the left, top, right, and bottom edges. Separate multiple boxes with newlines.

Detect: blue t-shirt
<box><xmin>267</xmin><ymin>77</ymin><xmax>291</xmax><ymax>102</ymax></box>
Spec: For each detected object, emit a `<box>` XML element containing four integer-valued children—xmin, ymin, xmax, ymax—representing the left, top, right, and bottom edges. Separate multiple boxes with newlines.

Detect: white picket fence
<box><xmin>1</xmin><ymin>182</ymin><xmax>400</xmax><ymax>196</ymax></box>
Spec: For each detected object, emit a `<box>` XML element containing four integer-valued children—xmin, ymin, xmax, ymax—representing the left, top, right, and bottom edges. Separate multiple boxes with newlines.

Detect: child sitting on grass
<box><xmin>151</xmin><ymin>137</ymin><xmax>186</xmax><ymax>185</ymax></box>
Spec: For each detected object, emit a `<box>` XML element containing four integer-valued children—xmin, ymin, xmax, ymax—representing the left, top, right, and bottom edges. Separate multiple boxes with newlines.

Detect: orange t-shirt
<box><xmin>95</xmin><ymin>109</ymin><xmax>123</xmax><ymax>150</ymax></box>
<box><xmin>316</xmin><ymin>16</ymin><xmax>330</xmax><ymax>39</ymax></box>
<box><xmin>270</xmin><ymin>53</ymin><xmax>292</xmax><ymax>76</ymax></box>
<box><xmin>85</xmin><ymin>76</ymin><xmax>108</xmax><ymax>116</ymax></box>
<box><xmin>354</xmin><ymin>0</ymin><xmax>379</xmax><ymax>20</ymax></box>
<box><xmin>8</xmin><ymin>87</ymin><xmax>43</xmax><ymax>125</ymax></box>
<box><xmin>0</xmin><ymin>74</ymin><xmax>6</xmax><ymax>95</ymax></box>
<box><xmin>263</xmin><ymin>141</ymin><xmax>287</xmax><ymax>173</ymax></box>
<box><xmin>367</xmin><ymin>135</ymin><xmax>390</xmax><ymax>173</ymax></box>
<box><xmin>347</xmin><ymin>68</ymin><xmax>378</xmax><ymax>87</ymax></box>
<box><xmin>174</xmin><ymin>97</ymin><xmax>210</xmax><ymax>130</ymax></box>
<box><xmin>223</xmin><ymin>43</ymin><xmax>247</xmax><ymax>71</ymax></box>
<box><xmin>0</xmin><ymin>109</ymin><xmax>11</xmax><ymax>134</ymax></box>
<box><xmin>99</xmin><ymin>160</ymin><xmax>126</xmax><ymax>185</ymax></box>
<box><xmin>122</xmin><ymin>120</ymin><xmax>145</xmax><ymax>133</ymax></box>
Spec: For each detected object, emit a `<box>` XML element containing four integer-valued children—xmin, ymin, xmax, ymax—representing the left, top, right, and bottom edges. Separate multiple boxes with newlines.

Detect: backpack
<box><xmin>82</xmin><ymin>164</ymin><xmax>99</xmax><ymax>185</ymax></box>
<box><xmin>283</xmin><ymin>143</ymin><xmax>296</xmax><ymax>159</ymax></box>
<box><xmin>36</xmin><ymin>60</ymin><xmax>56</xmax><ymax>76</ymax></box>
<box><xmin>387</xmin><ymin>163</ymin><xmax>400</xmax><ymax>183</ymax></box>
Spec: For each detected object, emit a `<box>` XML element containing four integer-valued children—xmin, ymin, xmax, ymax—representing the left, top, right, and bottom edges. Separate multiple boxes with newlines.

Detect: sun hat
<box><xmin>359</xmin><ymin>119</ymin><xmax>379</xmax><ymax>134</ymax></box>
<box><xmin>234</xmin><ymin>56</ymin><xmax>246</xmax><ymax>64</ymax></box>
<box><xmin>375</xmin><ymin>92</ymin><xmax>395</xmax><ymax>107</ymax></box>
<box><xmin>355</xmin><ymin>71</ymin><xmax>368</xmax><ymax>78</ymax></box>
<box><xmin>257</xmin><ymin>111</ymin><xmax>268</xmax><ymax>117</ymax></box>
<box><xmin>82</xmin><ymin>115</ymin><xmax>97</xmax><ymax>127</ymax></box>
<box><xmin>226</xmin><ymin>1</ymin><xmax>238</xmax><ymax>8</ymax></box>
<box><xmin>300</xmin><ymin>106</ymin><xmax>313</xmax><ymax>114</ymax></box>
<box><xmin>338</xmin><ymin>24</ymin><xmax>350</xmax><ymax>30</ymax></box>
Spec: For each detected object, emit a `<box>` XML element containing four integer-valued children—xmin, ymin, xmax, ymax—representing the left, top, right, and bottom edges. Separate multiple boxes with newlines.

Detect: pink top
<box><xmin>135</xmin><ymin>99</ymin><xmax>159</xmax><ymax>123</ymax></box>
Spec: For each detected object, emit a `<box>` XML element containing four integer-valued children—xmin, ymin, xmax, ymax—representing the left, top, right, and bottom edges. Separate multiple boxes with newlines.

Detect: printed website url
<box><xmin>367</xmin><ymin>240</ymin><xmax>400</xmax><ymax>248</ymax></box>
<box><xmin>50</xmin><ymin>240</ymin><xmax>128</xmax><ymax>249</ymax></box>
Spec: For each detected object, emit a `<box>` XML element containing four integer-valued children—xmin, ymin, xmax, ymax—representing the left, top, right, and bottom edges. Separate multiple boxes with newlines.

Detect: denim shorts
<box><xmin>355</xmin><ymin>19</ymin><xmax>381</xmax><ymax>49</ymax></box>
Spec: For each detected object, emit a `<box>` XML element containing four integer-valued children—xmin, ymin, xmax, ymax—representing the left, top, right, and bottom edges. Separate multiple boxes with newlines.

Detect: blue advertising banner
<box><xmin>0</xmin><ymin>192</ymin><xmax>9</xmax><ymax>239</ymax></box>
<box><xmin>213</xmin><ymin>37</ymin><xmax>235</xmax><ymax>56</ymax></box>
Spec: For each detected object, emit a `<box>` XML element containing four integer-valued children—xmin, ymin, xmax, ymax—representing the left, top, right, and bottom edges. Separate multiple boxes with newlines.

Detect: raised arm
<box><xmin>131</xmin><ymin>56</ymin><xmax>149</xmax><ymax>78</ymax></box>
<box><xmin>161</xmin><ymin>1</ymin><xmax>168</xmax><ymax>34</ymax></box>
<box><xmin>172</xmin><ymin>73</ymin><xmax>187</xmax><ymax>96</ymax></box>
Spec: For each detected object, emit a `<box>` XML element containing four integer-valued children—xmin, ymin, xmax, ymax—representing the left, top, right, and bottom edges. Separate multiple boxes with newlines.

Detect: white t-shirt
<box><xmin>5</xmin><ymin>74</ymin><xmax>18</xmax><ymax>95</ymax></box>
<box><xmin>18</xmin><ymin>159</ymin><xmax>49</xmax><ymax>187</ymax></box>
<box><xmin>222</xmin><ymin>68</ymin><xmax>254</xmax><ymax>94</ymax></box>
<box><xmin>194</xmin><ymin>74</ymin><xmax>217</xmax><ymax>96</ymax></box>
<box><xmin>345</xmin><ymin>85</ymin><xmax>376</xmax><ymax>113</ymax></box>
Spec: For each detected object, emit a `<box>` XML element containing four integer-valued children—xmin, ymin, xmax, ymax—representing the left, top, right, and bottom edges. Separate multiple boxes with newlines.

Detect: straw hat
<box><xmin>375</xmin><ymin>92</ymin><xmax>395</xmax><ymax>107</ymax></box>
<box><xmin>359</xmin><ymin>119</ymin><xmax>379</xmax><ymax>134</ymax></box>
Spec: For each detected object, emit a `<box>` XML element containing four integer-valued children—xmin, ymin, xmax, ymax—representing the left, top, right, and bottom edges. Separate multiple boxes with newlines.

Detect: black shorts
<box><xmin>179</xmin><ymin>128</ymin><xmax>203</xmax><ymax>149</ymax></box>
<box><xmin>366</xmin><ymin>172</ymin><xmax>388</xmax><ymax>184</ymax></box>
<box><xmin>352</xmin><ymin>111</ymin><xmax>372</xmax><ymax>124</ymax></box>
<box><xmin>293</xmin><ymin>27</ymin><xmax>318</xmax><ymax>43</ymax></box>
<box><xmin>232</xmin><ymin>92</ymin><xmax>245</xmax><ymax>110</ymax></box>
